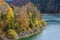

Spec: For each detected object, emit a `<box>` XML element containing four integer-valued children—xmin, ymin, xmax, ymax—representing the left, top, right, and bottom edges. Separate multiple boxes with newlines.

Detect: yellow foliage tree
<box><xmin>7</xmin><ymin>7</ymin><xmax>14</xmax><ymax>21</ymax></box>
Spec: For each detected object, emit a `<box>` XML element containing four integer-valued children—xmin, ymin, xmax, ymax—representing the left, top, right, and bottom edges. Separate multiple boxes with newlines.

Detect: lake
<box><xmin>19</xmin><ymin>14</ymin><xmax>60</xmax><ymax>40</ymax></box>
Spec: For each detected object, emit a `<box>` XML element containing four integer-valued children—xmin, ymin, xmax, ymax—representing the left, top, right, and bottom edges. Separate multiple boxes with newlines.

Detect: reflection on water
<box><xmin>19</xmin><ymin>14</ymin><xmax>60</xmax><ymax>40</ymax></box>
<box><xmin>42</xmin><ymin>14</ymin><xmax>60</xmax><ymax>22</ymax></box>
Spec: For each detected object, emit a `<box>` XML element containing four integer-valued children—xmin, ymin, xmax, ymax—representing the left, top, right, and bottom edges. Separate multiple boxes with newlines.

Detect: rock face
<box><xmin>12</xmin><ymin>2</ymin><xmax>42</xmax><ymax>28</ymax></box>
<box><xmin>12</xmin><ymin>2</ymin><xmax>42</xmax><ymax>19</ymax></box>
<box><xmin>0</xmin><ymin>0</ymin><xmax>46</xmax><ymax>40</ymax></box>
<box><xmin>0</xmin><ymin>0</ymin><xmax>9</xmax><ymax>16</ymax></box>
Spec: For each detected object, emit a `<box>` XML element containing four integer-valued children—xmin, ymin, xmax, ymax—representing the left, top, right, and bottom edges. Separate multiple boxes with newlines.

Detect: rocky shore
<box><xmin>0</xmin><ymin>27</ymin><xmax>43</xmax><ymax>40</ymax></box>
<box><xmin>18</xmin><ymin>27</ymin><xmax>42</xmax><ymax>38</ymax></box>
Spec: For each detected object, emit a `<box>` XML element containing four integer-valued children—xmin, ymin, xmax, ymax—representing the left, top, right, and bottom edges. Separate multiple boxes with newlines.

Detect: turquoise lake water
<box><xmin>19</xmin><ymin>14</ymin><xmax>60</xmax><ymax>40</ymax></box>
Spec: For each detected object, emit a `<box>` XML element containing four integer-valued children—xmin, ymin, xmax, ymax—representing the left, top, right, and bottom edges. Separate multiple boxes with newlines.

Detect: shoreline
<box><xmin>18</xmin><ymin>27</ymin><xmax>42</xmax><ymax>39</ymax></box>
<box><xmin>1</xmin><ymin>27</ymin><xmax>43</xmax><ymax>40</ymax></box>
